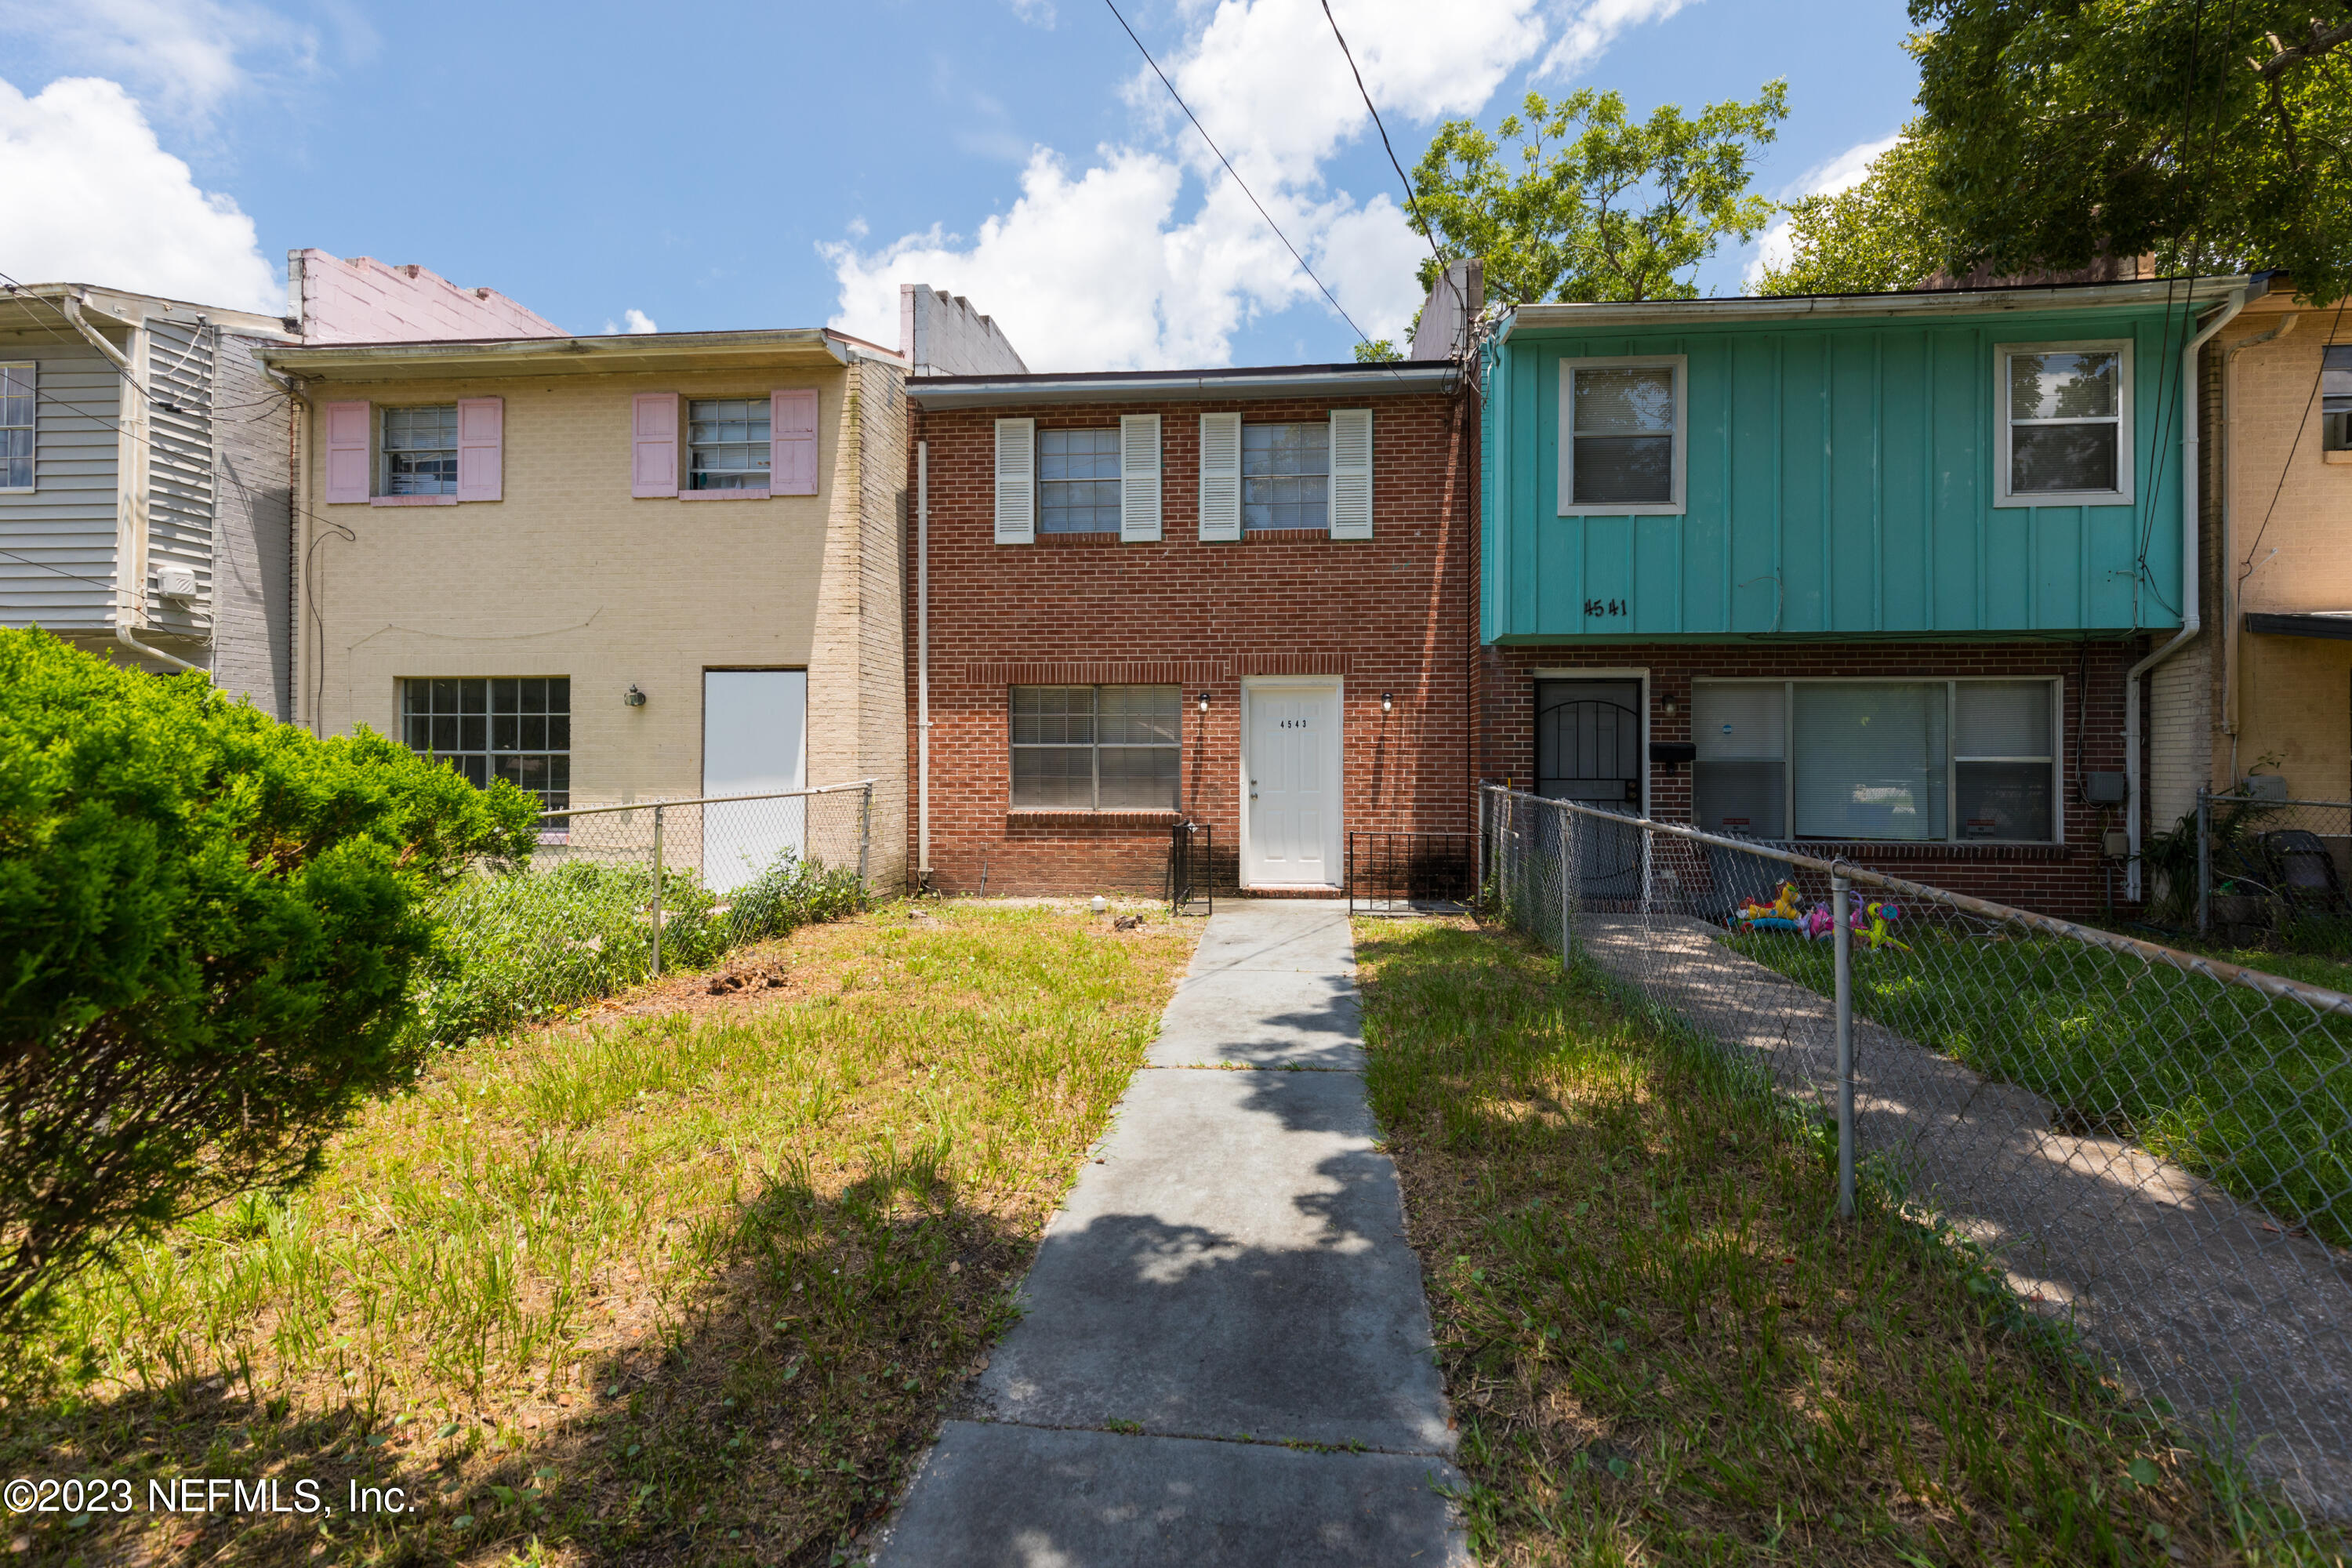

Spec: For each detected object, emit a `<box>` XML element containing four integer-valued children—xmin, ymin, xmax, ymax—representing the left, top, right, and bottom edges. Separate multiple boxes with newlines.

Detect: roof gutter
<box><xmin>1501</xmin><ymin>277</ymin><xmax>2249</xmax><ymax>336</ymax></box>
<box><xmin>2125</xmin><ymin>284</ymin><xmax>2248</xmax><ymax>898</ymax></box>
<box><xmin>263</xmin><ymin>328</ymin><xmax>851</xmax><ymax>378</ymax></box>
<box><xmin>905</xmin><ymin>364</ymin><xmax>1451</xmax><ymax>409</ymax></box>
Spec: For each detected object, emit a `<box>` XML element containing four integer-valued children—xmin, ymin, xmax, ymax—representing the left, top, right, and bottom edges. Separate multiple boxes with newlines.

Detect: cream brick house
<box><xmin>266</xmin><ymin>326</ymin><xmax>916</xmax><ymax>887</ymax></box>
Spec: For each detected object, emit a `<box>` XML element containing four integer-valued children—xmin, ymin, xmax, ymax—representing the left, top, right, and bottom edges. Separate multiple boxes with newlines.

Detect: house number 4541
<box><xmin>1584</xmin><ymin>598</ymin><xmax>1628</xmax><ymax>618</ymax></box>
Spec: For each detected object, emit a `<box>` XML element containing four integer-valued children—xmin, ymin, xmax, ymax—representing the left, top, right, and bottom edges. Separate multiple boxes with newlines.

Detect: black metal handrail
<box><xmin>1348</xmin><ymin>830</ymin><xmax>1475</xmax><ymax>916</ymax></box>
<box><xmin>1168</xmin><ymin>820</ymin><xmax>1214</xmax><ymax>916</ymax></box>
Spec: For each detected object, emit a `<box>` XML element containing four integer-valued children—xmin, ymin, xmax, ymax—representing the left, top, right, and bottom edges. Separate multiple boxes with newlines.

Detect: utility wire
<box><xmin>1101</xmin><ymin>0</ymin><xmax>1374</xmax><ymax>347</ymax></box>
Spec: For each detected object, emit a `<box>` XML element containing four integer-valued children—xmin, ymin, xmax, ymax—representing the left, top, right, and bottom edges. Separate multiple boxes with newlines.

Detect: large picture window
<box><xmin>1559</xmin><ymin>356</ymin><xmax>1685</xmax><ymax>515</ymax></box>
<box><xmin>1996</xmin><ymin>342</ymin><xmax>2132</xmax><ymax>505</ymax></box>
<box><xmin>1693</xmin><ymin>679</ymin><xmax>2057</xmax><ymax>843</ymax></box>
<box><xmin>1010</xmin><ymin>684</ymin><xmax>1181</xmax><ymax>808</ymax></box>
<box><xmin>401</xmin><ymin>677</ymin><xmax>572</xmax><ymax>812</ymax></box>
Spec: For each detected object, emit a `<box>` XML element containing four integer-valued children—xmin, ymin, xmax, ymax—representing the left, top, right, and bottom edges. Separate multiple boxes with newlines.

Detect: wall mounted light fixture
<box><xmin>1381</xmin><ymin>691</ymin><xmax>1393</xmax><ymax>713</ymax></box>
<box><xmin>623</xmin><ymin>684</ymin><xmax>648</xmax><ymax>708</ymax></box>
<box><xmin>1198</xmin><ymin>691</ymin><xmax>1210</xmax><ymax>713</ymax></box>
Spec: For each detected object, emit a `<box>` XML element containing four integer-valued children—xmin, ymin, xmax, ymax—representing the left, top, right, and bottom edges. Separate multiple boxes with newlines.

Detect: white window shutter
<box><xmin>1120</xmin><ymin>413</ymin><xmax>1161</xmax><ymax>542</ymax></box>
<box><xmin>1197</xmin><ymin>412</ymin><xmax>1241</xmax><ymax>541</ymax></box>
<box><xmin>994</xmin><ymin>417</ymin><xmax>1034</xmax><ymax>544</ymax></box>
<box><xmin>1329</xmin><ymin>408</ymin><xmax>1372</xmax><ymax>539</ymax></box>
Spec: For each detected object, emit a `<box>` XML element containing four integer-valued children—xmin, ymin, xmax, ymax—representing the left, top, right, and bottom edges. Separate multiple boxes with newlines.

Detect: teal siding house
<box><xmin>1477</xmin><ymin>278</ymin><xmax>2249</xmax><ymax>913</ymax></box>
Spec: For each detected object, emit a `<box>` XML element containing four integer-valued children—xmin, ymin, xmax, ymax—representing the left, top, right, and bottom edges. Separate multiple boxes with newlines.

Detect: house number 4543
<box><xmin>1279</xmin><ymin>718</ymin><xmax>1309</xmax><ymax>728</ymax></box>
<box><xmin>1584</xmin><ymin>598</ymin><xmax>1628</xmax><ymax>618</ymax></box>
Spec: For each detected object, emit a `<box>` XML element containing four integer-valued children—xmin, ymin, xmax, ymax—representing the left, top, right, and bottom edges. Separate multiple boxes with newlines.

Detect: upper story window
<box><xmin>383</xmin><ymin>405</ymin><xmax>459</xmax><ymax>495</ymax></box>
<box><xmin>401</xmin><ymin>676</ymin><xmax>571</xmax><ymax>814</ymax></box>
<box><xmin>1559</xmin><ymin>357</ymin><xmax>1685</xmax><ymax>515</ymax></box>
<box><xmin>1997</xmin><ymin>343</ymin><xmax>2133</xmax><ymax>505</ymax></box>
<box><xmin>688</xmin><ymin>399</ymin><xmax>771</xmax><ymax>491</ymax></box>
<box><xmin>1009</xmin><ymin>684</ymin><xmax>1181</xmax><ymax>809</ymax></box>
<box><xmin>1039</xmin><ymin>428</ymin><xmax>1121</xmax><ymax>532</ymax></box>
<box><xmin>1243</xmin><ymin>423</ymin><xmax>1328</xmax><ymax>532</ymax></box>
<box><xmin>0</xmin><ymin>364</ymin><xmax>31</xmax><ymax>491</ymax></box>
<box><xmin>2324</xmin><ymin>345</ymin><xmax>2350</xmax><ymax>456</ymax></box>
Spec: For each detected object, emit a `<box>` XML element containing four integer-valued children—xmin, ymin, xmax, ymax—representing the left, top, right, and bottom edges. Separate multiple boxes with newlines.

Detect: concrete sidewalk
<box><xmin>873</xmin><ymin>901</ymin><xmax>1467</xmax><ymax>1566</ymax></box>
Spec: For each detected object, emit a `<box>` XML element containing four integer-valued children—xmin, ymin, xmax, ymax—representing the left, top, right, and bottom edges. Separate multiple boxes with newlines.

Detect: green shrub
<box><xmin>0</xmin><ymin>630</ymin><xmax>537</xmax><ymax>1322</ymax></box>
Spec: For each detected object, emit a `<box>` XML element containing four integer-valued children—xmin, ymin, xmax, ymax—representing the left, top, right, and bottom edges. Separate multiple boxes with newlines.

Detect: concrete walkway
<box><xmin>874</xmin><ymin>902</ymin><xmax>1467</xmax><ymax>1566</ymax></box>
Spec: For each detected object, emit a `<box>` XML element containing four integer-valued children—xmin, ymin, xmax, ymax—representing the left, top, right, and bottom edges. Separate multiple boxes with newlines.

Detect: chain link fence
<box><xmin>1479</xmin><ymin>784</ymin><xmax>2352</xmax><ymax>1521</ymax></box>
<box><xmin>2197</xmin><ymin>791</ymin><xmax>2352</xmax><ymax>949</ymax></box>
<box><xmin>414</xmin><ymin>782</ymin><xmax>875</xmax><ymax>1047</ymax></box>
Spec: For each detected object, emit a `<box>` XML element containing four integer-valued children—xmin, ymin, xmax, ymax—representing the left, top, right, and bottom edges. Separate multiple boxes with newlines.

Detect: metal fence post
<box><xmin>858</xmin><ymin>781</ymin><xmax>873</xmax><ymax>897</ymax></box>
<box><xmin>2196</xmin><ymin>786</ymin><xmax>2212</xmax><ymax>933</ymax></box>
<box><xmin>1831</xmin><ymin>871</ymin><xmax>1854</xmax><ymax>1220</ymax></box>
<box><xmin>650</xmin><ymin>804</ymin><xmax>666</xmax><ymax>978</ymax></box>
<box><xmin>1473</xmin><ymin>787</ymin><xmax>1485</xmax><ymax>912</ymax></box>
<box><xmin>1556</xmin><ymin>801</ymin><xmax>1571</xmax><ymax>969</ymax></box>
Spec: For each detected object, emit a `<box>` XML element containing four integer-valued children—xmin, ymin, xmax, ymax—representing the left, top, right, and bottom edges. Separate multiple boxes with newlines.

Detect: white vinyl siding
<box><xmin>1693</xmin><ymin>678</ymin><xmax>2061</xmax><ymax>843</ymax></box>
<box><xmin>1559</xmin><ymin>355</ymin><xmax>1686</xmax><ymax>515</ymax></box>
<box><xmin>1995</xmin><ymin>341</ymin><xmax>2133</xmax><ymax>506</ymax></box>
<box><xmin>0</xmin><ymin>339</ymin><xmax>121</xmax><ymax>630</ymax></box>
<box><xmin>143</xmin><ymin>319</ymin><xmax>214</xmax><ymax>637</ymax></box>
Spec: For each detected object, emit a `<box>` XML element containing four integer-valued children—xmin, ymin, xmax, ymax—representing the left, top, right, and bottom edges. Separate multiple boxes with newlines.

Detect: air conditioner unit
<box><xmin>156</xmin><ymin>565</ymin><xmax>198</xmax><ymax>601</ymax></box>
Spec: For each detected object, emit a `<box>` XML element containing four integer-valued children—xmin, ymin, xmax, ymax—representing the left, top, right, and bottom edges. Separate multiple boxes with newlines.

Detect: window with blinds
<box><xmin>1009</xmin><ymin>685</ymin><xmax>1181</xmax><ymax>809</ymax></box>
<box><xmin>2325</xmin><ymin>344</ymin><xmax>2350</xmax><ymax>454</ymax></box>
<box><xmin>1559</xmin><ymin>356</ymin><xmax>1684</xmax><ymax>514</ymax></box>
<box><xmin>1691</xmin><ymin>678</ymin><xmax>2059</xmax><ymax>842</ymax></box>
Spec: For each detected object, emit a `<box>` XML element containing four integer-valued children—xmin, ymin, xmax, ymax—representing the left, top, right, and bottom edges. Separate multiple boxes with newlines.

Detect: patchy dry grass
<box><xmin>1355</xmin><ymin>916</ymin><xmax>2340</xmax><ymax>1567</ymax></box>
<box><xmin>4</xmin><ymin>902</ymin><xmax>1193</xmax><ymax>1567</ymax></box>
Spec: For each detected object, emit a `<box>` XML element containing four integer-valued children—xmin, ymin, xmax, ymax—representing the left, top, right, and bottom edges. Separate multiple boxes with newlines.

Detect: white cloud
<box><xmin>833</xmin><ymin>0</ymin><xmax>1686</xmax><ymax>369</ymax></box>
<box><xmin>0</xmin><ymin>0</ymin><xmax>338</xmax><ymax>126</ymax></box>
<box><xmin>1744</xmin><ymin>129</ymin><xmax>1902</xmax><ymax>286</ymax></box>
<box><xmin>1541</xmin><ymin>0</ymin><xmax>1693</xmax><ymax>79</ymax></box>
<box><xmin>622</xmin><ymin>308</ymin><xmax>658</xmax><ymax>334</ymax></box>
<box><xmin>1007</xmin><ymin>0</ymin><xmax>1054</xmax><ymax>25</ymax></box>
<box><xmin>0</xmin><ymin>74</ymin><xmax>278</xmax><ymax>311</ymax></box>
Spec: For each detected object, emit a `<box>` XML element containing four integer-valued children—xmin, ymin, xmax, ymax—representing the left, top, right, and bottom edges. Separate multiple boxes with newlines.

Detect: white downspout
<box><xmin>2222</xmin><ymin>311</ymin><xmax>2299</xmax><ymax>779</ymax></box>
<box><xmin>916</xmin><ymin>439</ymin><xmax>931</xmax><ymax>887</ymax></box>
<box><xmin>2125</xmin><ymin>287</ymin><xmax>2245</xmax><ymax>898</ymax></box>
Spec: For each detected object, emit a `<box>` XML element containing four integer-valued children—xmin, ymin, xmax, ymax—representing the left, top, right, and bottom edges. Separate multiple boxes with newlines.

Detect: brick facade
<box><xmin>906</xmin><ymin>384</ymin><xmax>1475</xmax><ymax>897</ymax></box>
<box><xmin>1475</xmin><ymin>637</ymin><xmax>2147</xmax><ymax>916</ymax></box>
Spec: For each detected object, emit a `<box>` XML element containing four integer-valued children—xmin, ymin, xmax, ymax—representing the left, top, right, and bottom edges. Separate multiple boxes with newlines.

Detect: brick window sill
<box><xmin>678</xmin><ymin>488</ymin><xmax>771</xmax><ymax>502</ymax></box>
<box><xmin>1006</xmin><ymin>808</ymin><xmax>1183</xmax><ymax>827</ymax></box>
<box><xmin>1245</xmin><ymin>528</ymin><xmax>1343</xmax><ymax>543</ymax></box>
<box><xmin>368</xmin><ymin>494</ymin><xmax>457</xmax><ymax>507</ymax></box>
<box><xmin>1036</xmin><ymin>531</ymin><xmax>1119</xmax><ymax>546</ymax></box>
<box><xmin>1742</xmin><ymin>839</ymin><xmax>2074</xmax><ymax>862</ymax></box>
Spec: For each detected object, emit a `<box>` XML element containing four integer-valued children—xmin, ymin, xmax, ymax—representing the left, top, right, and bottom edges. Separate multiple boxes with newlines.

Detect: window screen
<box><xmin>1243</xmin><ymin>423</ymin><xmax>1329</xmax><ymax>532</ymax></box>
<box><xmin>1011</xmin><ymin>685</ymin><xmax>1181</xmax><ymax>808</ymax></box>
<box><xmin>1571</xmin><ymin>365</ymin><xmax>1675</xmax><ymax>505</ymax></box>
<box><xmin>383</xmin><ymin>405</ymin><xmax>459</xmax><ymax>495</ymax></box>
<box><xmin>1039</xmin><ymin>428</ymin><xmax>1121</xmax><ymax>532</ymax></box>
<box><xmin>0</xmin><ymin>365</ymin><xmax>31</xmax><ymax>489</ymax></box>
<box><xmin>2007</xmin><ymin>350</ymin><xmax>2121</xmax><ymax>495</ymax></box>
<box><xmin>1693</xmin><ymin>682</ymin><xmax>1784</xmax><ymax>837</ymax></box>
<box><xmin>688</xmin><ymin>398</ymin><xmax>771</xmax><ymax>490</ymax></box>
<box><xmin>401</xmin><ymin>677</ymin><xmax>572</xmax><ymax>813</ymax></box>
<box><xmin>1955</xmin><ymin>681</ymin><xmax>2053</xmax><ymax>840</ymax></box>
<box><xmin>1791</xmin><ymin>683</ymin><xmax>1947</xmax><ymax>841</ymax></box>
<box><xmin>2325</xmin><ymin>345</ymin><xmax>2351</xmax><ymax>453</ymax></box>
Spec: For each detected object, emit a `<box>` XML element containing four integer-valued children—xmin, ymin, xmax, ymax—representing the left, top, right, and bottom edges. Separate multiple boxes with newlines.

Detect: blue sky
<box><xmin>3</xmin><ymin>0</ymin><xmax>1922</xmax><ymax>370</ymax></box>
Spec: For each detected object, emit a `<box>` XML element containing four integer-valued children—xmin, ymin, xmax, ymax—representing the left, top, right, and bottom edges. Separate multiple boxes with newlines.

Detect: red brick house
<box><xmin>905</xmin><ymin>355</ymin><xmax>1476</xmax><ymax>898</ymax></box>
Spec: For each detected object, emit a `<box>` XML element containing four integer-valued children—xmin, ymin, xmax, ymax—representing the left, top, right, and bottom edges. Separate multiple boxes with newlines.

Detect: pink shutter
<box><xmin>631</xmin><ymin>392</ymin><xmax>678</xmax><ymax>498</ymax></box>
<box><xmin>324</xmin><ymin>400</ymin><xmax>369</xmax><ymax>504</ymax></box>
<box><xmin>771</xmin><ymin>388</ymin><xmax>818</xmax><ymax>495</ymax></box>
<box><xmin>456</xmin><ymin>397</ymin><xmax>503</xmax><ymax>501</ymax></box>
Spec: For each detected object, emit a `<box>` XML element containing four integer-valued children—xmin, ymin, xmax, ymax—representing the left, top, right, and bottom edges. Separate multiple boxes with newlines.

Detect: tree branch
<box><xmin>2252</xmin><ymin>12</ymin><xmax>2352</xmax><ymax>80</ymax></box>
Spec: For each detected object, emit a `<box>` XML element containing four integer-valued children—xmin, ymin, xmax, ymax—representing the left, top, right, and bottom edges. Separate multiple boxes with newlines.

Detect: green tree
<box><xmin>1411</xmin><ymin>82</ymin><xmax>1788</xmax><ymax>305</ymax></box>
<box><xmin>1758</xmin><ymin>127</ymin><xmax>1951</xmax><ymax>296</ymax></box>
<box><xmin>0</xmin><ymin>630</ymin><xmax>538</xmax><ymax>1323</ymax></box>
<box><xmin>1908</xmin><ymin>0</ymin><xmax>2352</xmax><ymax>303</ymax></box>
<box><xmin>1353</xmin><ymin>338</ymin><xmax>1403</xmax><ymax>362</ymax></box>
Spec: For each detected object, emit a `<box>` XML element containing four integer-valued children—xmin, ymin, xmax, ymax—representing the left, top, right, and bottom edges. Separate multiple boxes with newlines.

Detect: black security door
<box><xmin>1534</xmin><ymin>678</ymin><xmax>1643</xmax><ymax>902</ymax></box>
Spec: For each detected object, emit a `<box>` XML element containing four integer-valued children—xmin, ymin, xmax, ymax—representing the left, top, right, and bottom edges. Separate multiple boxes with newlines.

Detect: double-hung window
<box><xmin>0</xmin><ymin>363</ymin><xmax>31</xmax><ymax>491</ymax></box>
<box><xmin>383</xmin><ymin>405</ymin><xmax>459</xmax><ymax>495</ymax></box>
<box><xmin>1010</xmin><ymin>684</ymin><xmax>1181</xmax><ymax>808</ymax></box>
<box><xmin>688</xmin><ymin>399</ymin><xmax>771</xmax><ymax>490</ymax></box>
<box><xmin>1039</xmin><ymin>428</ymin><xmax>1121</xmax><ymax>532</ymax></box>
<box><xmin>1693</xmin><ymin>679</ymin><xmax>2057</xmax><ymax>843</ymax></box>
<box><xmin>2324</xmin><ymin>345</ymin><xmax>2351</xmax><ymax>456</ymax></box>
<box><xmin>1243</xmin><ymin>423</ymin><xmax>1328</xmax><ymax>532</ymax></box>
<box><xmin>401</xmin><ymin>677</ymin><xmax>572</xmax><ymax>814</ymax></box>
<box><xmin>1998</xmin><ymin>343</ymin><xmax>2132</xmax><ymax>504</ymax></box>
<box><xmin>1560</xmin><ymin>357</ymin><xmax>1685</xmax><ymax>514</ymax></box>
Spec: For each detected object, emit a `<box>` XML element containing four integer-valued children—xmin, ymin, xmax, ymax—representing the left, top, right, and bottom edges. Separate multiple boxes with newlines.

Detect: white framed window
<box><xmin>382</xmin><ymin>405</ymin><xmax>458</xmax><ymax>495</ymax></box>
<box><xmin>401</xmin><ymin>677</ymin><xmax>572</xmax><ymax>813</ymax></box>
<box><xmin>1693</xmin><ymin>677</ymin><xmax>2060</xmax><ymax>843</ymax></box>
<box><xmin>1559</xmin><ymin>354</ymin><xmax>1686</xmax><ymax>516</ymax></box>
<box><xmin>688</xmin><ymin>398</ymin><xmax>771</xmax><ymax>491</ymax></box>
<box><xmin>1039</xmin><ymin>428</ymin><xmax>1122</xmax><ymax>532</ymax></box>
<box><xmin>1243</xmin><ymin>423</ymin><xmax>1329</xmax><ymax>532</ymax></box>
<box><xmin>1</xmin><ymin>363</ymin><xmax>32</xmax><ymax>491</ymax></box>
<box><xmin>2323</xmin><ymin>345</ymin><xmax>2350</xmax><ymax>456</ymax></box>
<box><xmin>1010</xmin><ymin>684</ymin><xmax>1181</xmax><ymax>809</ymax></box>
<box><xmin>1995</xmin><ymin>341</ymin><xmax>2133</xmax><ymax>506</ymax></box>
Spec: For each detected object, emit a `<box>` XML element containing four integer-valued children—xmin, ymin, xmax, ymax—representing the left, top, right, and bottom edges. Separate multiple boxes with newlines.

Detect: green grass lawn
<box><xmin>3</xmin><ymin>903</ymin><xmax>1194</xmax><ymax>1567</ymax></box>
<box><xmin>1355</xmin><ymin>917</ymin><xmax>2332</xmax><ymax>1566</ymax></box>
<box><xmin>1715</xmin><ymin>925</ymin><xmax>2352</xmax><ymax>1247</ymax></box>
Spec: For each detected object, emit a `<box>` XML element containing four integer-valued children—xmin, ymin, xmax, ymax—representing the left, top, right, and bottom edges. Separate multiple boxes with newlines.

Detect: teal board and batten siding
<box><xmin>1481</xmin><ymin>307</ymin><xmax>2187</xmax><ymax>642</ymax></box>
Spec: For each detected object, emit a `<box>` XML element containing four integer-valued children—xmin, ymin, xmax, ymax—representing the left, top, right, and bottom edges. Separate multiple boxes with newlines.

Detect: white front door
<box><xmin>702</xmin><ymin>669</ymin><xmax>807</xmax><ymax>893</ymax></box>
<box><xmin>1245</xmin><ymin>683</ymin><xmax>1341</xmax><ymax>887</ymax></box>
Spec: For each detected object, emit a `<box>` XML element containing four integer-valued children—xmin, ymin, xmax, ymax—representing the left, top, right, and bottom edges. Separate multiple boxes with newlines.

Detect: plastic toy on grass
<box><xmin>1731</xmin><ymin>880</ymin><xmax>1809</xmax><ymax>932</ymax></box>
<box><xmin>1800</xmin><ymin>897</ymin><xmax>1911</xmax><ymax>951</ymax></box>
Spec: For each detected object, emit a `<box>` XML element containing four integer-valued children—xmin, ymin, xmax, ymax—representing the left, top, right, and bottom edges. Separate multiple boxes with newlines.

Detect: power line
<box><xmin>1100</xmin><ymin>0</ymin><xmax>1374</xmax><ymax>347</ymax></box>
